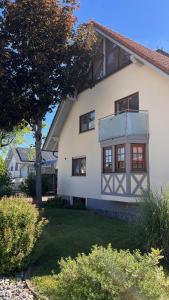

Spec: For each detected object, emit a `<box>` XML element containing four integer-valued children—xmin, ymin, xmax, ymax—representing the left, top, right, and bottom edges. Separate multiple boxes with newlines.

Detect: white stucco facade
<box><xmin>56</xmin><ymin>63</ymin><xmax>169</xmax><ymax>202</ymax></box>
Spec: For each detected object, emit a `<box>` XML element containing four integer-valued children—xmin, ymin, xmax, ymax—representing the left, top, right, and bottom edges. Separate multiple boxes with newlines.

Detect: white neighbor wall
<box><xmin>8</xmin><ymin>156</ymin><xmax>29</xmax><ymax>179</ymax></box>
<box><xmin>8</xmin><ymin>156</ymin><xmax>20</xmax><ymax>178</ymax></box>
<box><xmin>57</xmin><ymin>62</ymin><xmax>169</xmax><ymax>202</ymax></box>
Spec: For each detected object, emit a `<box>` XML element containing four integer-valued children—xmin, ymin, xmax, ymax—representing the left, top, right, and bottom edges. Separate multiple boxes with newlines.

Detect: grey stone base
<box><xmin>87</xmin><ymin>198</ymin><xmax>140</xmax><ymax>221</ymax></box>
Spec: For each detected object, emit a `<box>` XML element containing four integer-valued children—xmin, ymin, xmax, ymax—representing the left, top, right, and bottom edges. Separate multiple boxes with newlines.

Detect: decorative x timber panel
<box><xmin>131</xmin><ymin>174</ymin><xmax>148</xmax><ymax>195</ymax></box>
<box><xmin>114</xmin><ymin>174</ymin><xmax>126</xmax><ymax>194</ymax></box>
<box><xmin>102</xmin><ymin>174</ymin><xmax>113</xmax><ymax>194</ymax></box>
<box><xmin>102</xmin><ymin>174</ymin><xmax>127</xmax><ymax>195</ymax></box>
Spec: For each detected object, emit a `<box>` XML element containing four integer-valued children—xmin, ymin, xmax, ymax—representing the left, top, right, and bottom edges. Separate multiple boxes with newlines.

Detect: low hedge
<box><xmin>0</xmin><ymin>197</ymin><xmax>45</xmax><ymax>275</ymax></box>
<box><xmin>52</xmin><ymin>245</ymin><xmax>169</xmax><ymax>300</ymax></box>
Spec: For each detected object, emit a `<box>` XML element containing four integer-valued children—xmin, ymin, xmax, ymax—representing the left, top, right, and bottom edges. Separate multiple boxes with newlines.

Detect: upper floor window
<box><xmin>106</xmin><ymin>39</ymin><xmax>131</xmax><ymax>75</ymax></box>
<box><xmin>131</xmin><ymin>144</ymin><xmax>146</xmax><ymax>172</ymax></box>
<box><xmin>72</xmin><ymin>157</ymin><xmax>86</xmax><ymax>176</ymax></box>
<box><xmin>115</xmin><ymin>144</ymin><xmax>126</xmax><ymax>172</ymax></box>
<box><xmin>80</xmin><ymin>111</ymin><xmax>95</xmax><ymax>133</ymax></box>
<box><xmin>103</xmin><ymin>147</ymin><xmax>112</xmax><ymax>173</ymax></box>
<box><xmin>93</xmin><ymin>37</ymin><xmax>104</xmax><ymax>81</ymax></box>
<box><xmin>115</xmin><ymin>93</ymin><xmax>139</xmax><ymax>114</ymax></box>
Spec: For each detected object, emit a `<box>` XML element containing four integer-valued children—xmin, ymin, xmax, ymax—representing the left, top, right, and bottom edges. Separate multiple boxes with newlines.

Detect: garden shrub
<box><xmin>136</xmin><ymin>190</ymin><xmax>169</xmax><ymax>261</ymax></box>
<box><xmin>0</xmin><ymin>157</ymin><xmax>12</xmax><ymax>198</ymax></box>
<box><xmin>45</xmin><ymin>197</ymin><xmax>70</xmax><ymax>208</ymax></box>
<box><xmin>52</xmin><ymin>245</ymin><xmax>169</xmax><ymax>300</ymax></box>
<box><xmin>0</xmin><ymin>197</ymin><xmax>45</xmax><ymax>275</ymax></box>
<box><xmin>20</xmin><ymin>173</ymin><xmax>51</xmax><ymax>197</ymax></box>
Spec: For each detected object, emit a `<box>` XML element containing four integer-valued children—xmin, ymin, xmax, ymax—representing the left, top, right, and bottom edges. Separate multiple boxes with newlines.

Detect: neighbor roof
<box><xmin>16</xmin><ymin>147</ymin><xmax>57</xmax><ymax>163</ymax></box>
<box><xmin>93</xmin><ymin>21</ymin><xmax>169</xmax><ymax>76</ymax></box>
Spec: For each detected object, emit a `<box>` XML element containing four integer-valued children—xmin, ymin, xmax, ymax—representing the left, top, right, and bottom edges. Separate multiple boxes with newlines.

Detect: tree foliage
<box><xmin>0</xmin><ymin>0</ymin><xmax>97</xmax><ymax>204</ymax></box>
<box><xmin>0</xmin><ymin>156</ymin><xmax>12</xmax><ymax>198</ymax></box>
<box><xmin>0</xmin><ymin>125</ymin><xmax>30</xmax><ymax>150</ymax></box>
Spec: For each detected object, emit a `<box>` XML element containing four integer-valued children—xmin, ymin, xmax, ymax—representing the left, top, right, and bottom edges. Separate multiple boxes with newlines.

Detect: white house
<box><xmin>43</xmin><ymin>21</ymin><xmax>169</xmax><ymax>218</ymax></box>
<box><xmin>6</xmin><ymin>147</ymin><xmax>57</xmax><ymax>192</ymax></box>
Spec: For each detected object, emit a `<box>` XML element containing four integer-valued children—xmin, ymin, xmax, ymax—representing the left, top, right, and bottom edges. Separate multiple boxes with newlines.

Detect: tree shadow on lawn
<box><xmin>31</xmin><ymin>208</ymin><xmax>138</xmax><ymax>278</ymax></box>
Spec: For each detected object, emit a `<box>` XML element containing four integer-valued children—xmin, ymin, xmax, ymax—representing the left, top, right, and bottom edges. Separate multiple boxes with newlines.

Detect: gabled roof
<box><xmin>15</xmin><ymin>147</ymin><xmax>57</xmax><ymax>163</ymax></box>
<box><xmin>43</xmin><ymin>21</ymin><xmax>169</xmax><ymax>152</ymax></box>
<box><xmin>93</xmin><ymin>21</ymin><xmax>169</xmax><ymax>76</ymax></box>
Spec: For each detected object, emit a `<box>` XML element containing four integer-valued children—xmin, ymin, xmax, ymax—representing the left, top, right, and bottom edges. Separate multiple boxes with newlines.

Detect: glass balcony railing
<box><xmin>99</xmin><ymin>111</ymin><xmax>149</xmax><ymax>142</ymax></box>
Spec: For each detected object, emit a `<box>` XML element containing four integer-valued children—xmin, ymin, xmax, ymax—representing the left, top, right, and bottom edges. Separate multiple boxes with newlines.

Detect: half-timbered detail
<box><xmin>102</xmin><ymin>173</ymin><xmax>148</xmax><ymax>196</ymax></box>
<box><xmin>101</xmin><ymin>140</ymin><xmax>149</xmax><ymax>197</ymax></box>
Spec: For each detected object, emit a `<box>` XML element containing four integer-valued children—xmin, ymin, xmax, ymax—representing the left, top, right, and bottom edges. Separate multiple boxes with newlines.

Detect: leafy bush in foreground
<box><xmin>52</xmin><ymin>245</ymin><xmax>169</xmax><ymax>300</ymax></box>
<box><xmin>0</xmin><ymin>197</ymin><xmax>45</xmax><ymax>275</ymax></box>
<box><xmin>136</xmin><ymin>190</ymin><xmax>169</xmax><ymax>261</ymax></box>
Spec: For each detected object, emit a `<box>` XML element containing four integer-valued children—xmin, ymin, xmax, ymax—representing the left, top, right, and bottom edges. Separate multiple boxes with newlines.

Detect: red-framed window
<box><xmin>115</xmin><ymin>93</ymin><xmax>139</xmax><ymax>114</ymax></box>
<box><xmin>115</xmin><ymin>144</ymin><xmax>126</xmax><ymax>172</ymax></box>
<box><xmin>103</xmin><ymin>147</ymin><xmax>112</xmax><ymax>173</ymax></box>
<box><xmin>131</xmin><ymin>144</ymin><xmax>146</xmax><ymax>172</ymax></box>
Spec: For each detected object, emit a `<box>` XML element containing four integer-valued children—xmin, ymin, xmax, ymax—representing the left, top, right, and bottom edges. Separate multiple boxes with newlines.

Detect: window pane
<box><xmin>133</xmin><ymin>147</ymin><xmax>138</xmax><ymax>153</ymax></box>
<box><xmin>106</xmin><ymin>39</ymin><xmax>119</xmax><ymax>75</ymax></box>
<box><xmin>115</xmin><ymin>93</ymin><xmax>139</xmax><ymax>114</ymax></box>
<box><xmin>72</xmin><ymin>158</ymin><xmax>86</xmax><ymax>176</ymax></box>
<box><xmin>115</xmin><ymin>145</ymin><xmax>126</xmax><ymax>172</ymax></box>
<box><xmin>89</xmin><ymin>111</ymin><xmax>95</xmax><ymax>129</ymax></box>
<box><xmin>119</xmin><ymin>48</ymin><xmax>131</xmax><ymax>68</ymax></box>
<box><xmin>117</xmin><ymin>99</ymin><xmax>128</xmax><ymax>114</ymax></box>
<box><xmin>80</xmin><ymin>158</ymin><xmax>86</xmax><ymax>175</ymax></box>
<box><xmin>80</xmin><ymin>111</ymin><xmax>95</xmax><ymax>133</ymax></box>
<box><xmin>103</xmin><ymin>147</ymin><xmax>112</xmax><ymax>173</ymax></box>
<box><xmin>131</xmin><ymin>144</ymin><xmax>146</xmax><ymax>172</ymax></box>
<box><xmin>93</xmin><ymin>39</ymin><xmax>104</xmax><ymax>81</ymax></box>
<box><xmin>138</xmin><ymin>147</ymin><xmax>143</xmax><ymax>153</ymax></box>
<box><xmin>129</xmin><ymin>94</ymin><xmax>139</xmax><ymax>112</ymax></box>
<box><xmin>80</xmin><ymin>115</ymin><xmax>88</xmax><ymax>132</ymax></box>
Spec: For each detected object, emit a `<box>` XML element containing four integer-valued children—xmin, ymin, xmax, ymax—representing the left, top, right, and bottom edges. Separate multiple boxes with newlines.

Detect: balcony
<box><xmin>99</xmin><ymin>111</ymin><xmax>148</xmax><ymax>142</ymax></box>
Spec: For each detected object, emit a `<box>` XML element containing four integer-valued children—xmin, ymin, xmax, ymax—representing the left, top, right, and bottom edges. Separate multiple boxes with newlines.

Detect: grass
<box><xmin>31</xmin><ymin>208</ymin><xmax>136</xmax><ymax>299</ymax></box>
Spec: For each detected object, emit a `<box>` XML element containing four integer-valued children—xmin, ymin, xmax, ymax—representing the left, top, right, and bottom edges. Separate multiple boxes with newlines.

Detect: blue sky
<box><xmin>24</xmin><ymin>0</ymin><xmax>169</xmax><ymax>147</ymax></box>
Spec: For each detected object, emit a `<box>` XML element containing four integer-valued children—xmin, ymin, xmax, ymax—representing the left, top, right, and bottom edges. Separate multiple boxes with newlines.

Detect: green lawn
<box><xmin>31</xmin><ymin>208</ymin><xmax>136</xmax><ymax>299</ymax></box>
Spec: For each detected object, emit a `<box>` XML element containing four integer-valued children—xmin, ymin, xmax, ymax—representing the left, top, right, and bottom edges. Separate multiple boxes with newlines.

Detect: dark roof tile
<box><xmin>16</xmin><ymin>147</ymin><xmax>57</xmax><ymax>162</ymax></box>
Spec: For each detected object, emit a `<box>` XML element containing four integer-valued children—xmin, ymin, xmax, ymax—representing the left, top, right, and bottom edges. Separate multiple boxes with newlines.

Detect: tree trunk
<box><xmin>35</xmin><ymin>119</ymin><xmax>42</xmax><ymax>207</ymax></box>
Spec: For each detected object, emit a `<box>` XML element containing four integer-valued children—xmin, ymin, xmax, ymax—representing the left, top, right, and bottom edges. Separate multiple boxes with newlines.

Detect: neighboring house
<box><xmin>43</xmin><ymin>21</ymin><xmax>169</xmax><ymax>218</ymax></box>
<box><xmin>6</xmin><ymin>147</ymin><xmax>57</xmax><ymax>192</ymax></box>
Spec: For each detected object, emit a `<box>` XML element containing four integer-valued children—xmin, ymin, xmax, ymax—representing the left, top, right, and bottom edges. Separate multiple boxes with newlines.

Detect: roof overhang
<box><xmin>43</xmin><ymin>99</ymin><xmax>74</xmax><ymax>151</ymax></box>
